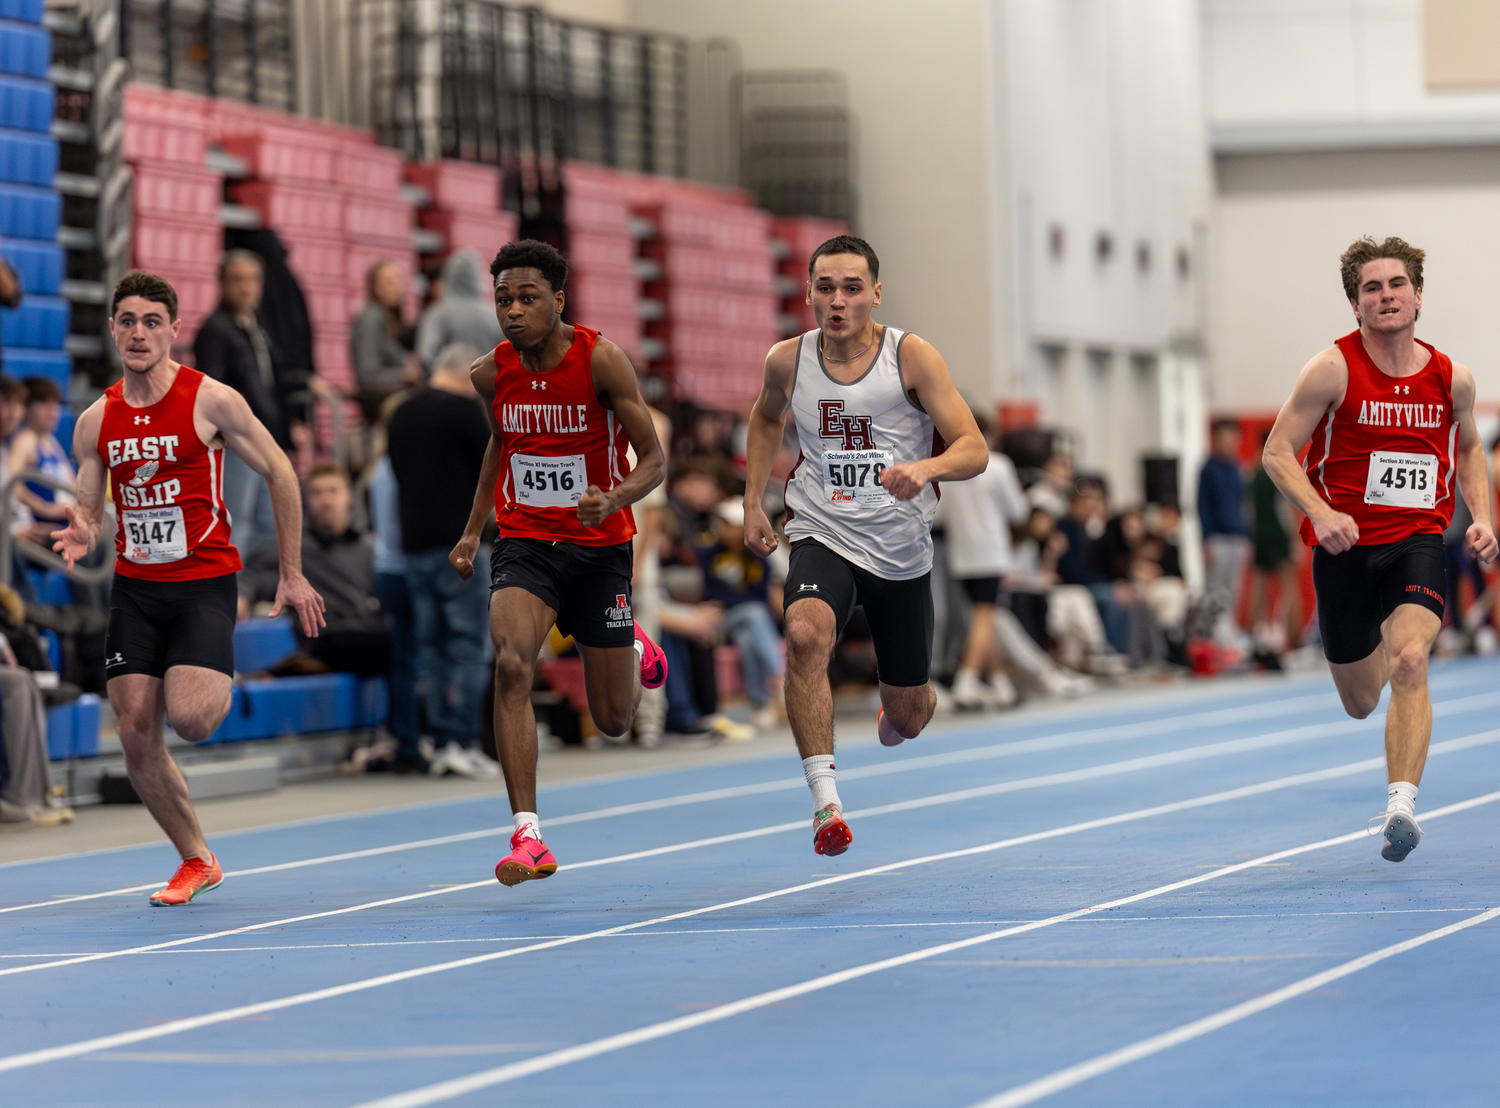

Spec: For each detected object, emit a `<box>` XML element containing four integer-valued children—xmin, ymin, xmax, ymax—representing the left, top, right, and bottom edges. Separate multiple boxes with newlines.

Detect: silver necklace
<box><xmin>821</xmin><ymin>333</ymin><xmax>874</xmax><ymax>363</ymax></box>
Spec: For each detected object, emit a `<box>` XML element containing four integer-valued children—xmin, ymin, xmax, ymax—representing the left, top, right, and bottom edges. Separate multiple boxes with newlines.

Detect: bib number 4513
<box><xmin>1364</xmin><ymin>450</ymin><xmax>1438</xmax><ymax>510</ymax></box>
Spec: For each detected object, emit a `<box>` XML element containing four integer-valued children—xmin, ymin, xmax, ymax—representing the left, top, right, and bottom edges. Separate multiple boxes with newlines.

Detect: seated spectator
<box><xmin>238</xmin><ymin>464</ymin><xmax>390</xmax><ymax>677</ymax></box>
<box><xmin>0</xmin><ymin>583</ymin><xmax>73</xmax><ymax>827</ymax></box>
<box><xmin>9</xmin><ymin>376</ymin><xmax>75</xmax><ymax>527</ymax></box>
<box><xmin>1009</xmin><ymin>506</ymin><xmax>1126</xmax><ymax>677</ymax></box>
<box><xmin>1028</xmin><ymin>453</ymin><xmax>1074</xmax><ymax>519</ymax></box>
<box><xmin>415</xmin><ymin>250</ymin><xmax>503</xmax><ymax>371</ymax></box>
<box><xmin>351</xmin><ymin>260</ymin><xmax>420</xmax><ymax>426</ymax></box>
<box><xmin>696</xmin><ymin>496</ymin><xmax>785</xmax><ymax>731</ymax></box>
<box><xmin>0</xmin><ymin>375</ymin><xmax>51</xmax><ymax>590</ymax></box>
<box><xmin>1056</xmin><ymin>477</ymin><xmax>1133</xmax><ymax>661</ymax></box>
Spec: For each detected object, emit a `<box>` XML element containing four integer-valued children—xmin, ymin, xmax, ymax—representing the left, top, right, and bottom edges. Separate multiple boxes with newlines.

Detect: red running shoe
<box><xmin>635</xmin><ymin>621</ymin><xmax>668</xmax><ymax>690</ymax></box>
<box><xmin>149</xmin><ymin>852</ymin><xmax>223</xmax><ymax>906</ymax></box>
<box><xmin>495</xmin><ymin>831</ymin><xmax>559</xmax><ymax>886</ymax></box>
<box><xmin>813</xmin><ymin>803</ymin><xmax>852</xmax><ymax>856</ymax></box>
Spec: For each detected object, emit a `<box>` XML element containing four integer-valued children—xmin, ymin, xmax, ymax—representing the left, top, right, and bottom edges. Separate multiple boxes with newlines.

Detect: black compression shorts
<box><xmin>105</xmin><ymin>572</ymin><xmax>238</xmax><ymax>680</ymax></box>
<box><xmin>785</xmin><ymin>537</ymin><xmax>934</xmax><ymax>687</ymax></box>
<box><xmin>959</xmin><ymin>576</ymin><xmax>1002</xmax><ymax>605</ymax></box>
<box><xmin>490</xmin><ymin>536</ymin><xmax>635</xmax><ymax>649</ymax></box>
<box><xmin>1312</xmin><ymin>533</ymin><xmax>1446</xmax><ymax>665</ymax></box>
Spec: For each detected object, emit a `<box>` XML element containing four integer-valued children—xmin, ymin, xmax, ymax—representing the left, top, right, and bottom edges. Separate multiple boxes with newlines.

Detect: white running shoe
<box><xmin>985</xmin><ymin>672</ymin><xmax>1019</xmax><ymax>708</ymax></box>
<box><xmin>1372</xmin><ymin>809</ymin><xmax>1424</xmax><ymax>863</ymax></box>
<box><xmin>951</xmin><ymin>669</ymin><xmax>988</xmax><ymax>711</ymax></box>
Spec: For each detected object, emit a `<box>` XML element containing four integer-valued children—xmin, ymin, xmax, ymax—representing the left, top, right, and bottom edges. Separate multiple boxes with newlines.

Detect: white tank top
<box><xmin>783</xmin><ymin>325</ymin><xmax>939</xmax><ymax>580</ymax></box>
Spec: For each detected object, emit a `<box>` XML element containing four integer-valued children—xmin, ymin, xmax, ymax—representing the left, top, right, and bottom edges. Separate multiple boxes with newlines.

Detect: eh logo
<box><xmin>134</xmin><ymin>415</ymin><xmax>150</xmax><ymax>426</ymax></box>
<box><xmin>817</xmin><ymin>400</ymin><xmax>875</xmax><ymax>450</ymax></box>
<box><xmin>531</xmin><ymin>380</ymin><xmax>547</xmax><ymax>391</ymax></box>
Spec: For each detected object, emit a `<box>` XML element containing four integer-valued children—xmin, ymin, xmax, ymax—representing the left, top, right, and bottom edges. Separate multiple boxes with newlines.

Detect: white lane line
<box><xmin>89</xmin><ymin>1044</ymin><xmax>560</xmax><ymax>1065</ymax></box>
<box><xmin>7</xmin><ymin>726</ymin><xmax>1500</xmax><ymax>980</ymax></box>
<box><xmin>5</xmin><ymin>754</ymin><xmax>1498</xmax><ymax>1078</ymax></box>
<box><xmin>336</xmin><ymin>788</ymin><xmax>1500</xmax><ymax>1108</ymax></box>
<box><xmin>0</xmin><ymin>691</ymin><xmax>1364</xmax><ymax>912</ymax></box>
<box><xmin>965</xmin><ymin>904</ymin><xmax>1500</xmax><ymax>1108</ymax></box>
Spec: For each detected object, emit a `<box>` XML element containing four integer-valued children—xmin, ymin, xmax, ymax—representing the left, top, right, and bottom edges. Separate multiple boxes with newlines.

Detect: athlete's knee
<box><xmin>1338</xmin><ymin>688</ymin><xmax>1381</xmax><ymax>720</ymax></box>
<box><xmin>493</xmin><ymin>646</ymin><xmax>533</xmax><ymax>695</ymax></box>
<box><xmin>1389</xmin><ymin>642</ymin><xmax>1429</xmax><ymax>691</ymax></box>
<box><xmin>784</xmin><ymin>614</ymin><xmax>834</xmax><ymax>667</ymax></box>
<box><xmin>591</xmin><ymin>703</ymin><xmax>632</xmax><ymax>739</ymax></box>
<box><xmin>883</xmin><ymin>685</ymin><xmax>933</xmax><ymax>738</ymax></box>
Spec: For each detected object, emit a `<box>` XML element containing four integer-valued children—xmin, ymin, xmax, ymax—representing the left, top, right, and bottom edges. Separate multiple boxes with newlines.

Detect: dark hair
<box><xmin>303</xmin><ymin>462</ymin><xmax>349</xmax><ymax>487</ymax></box>
<box><xmin>218</xmin><ymin>248</ymin><xmax>263</xmax><ymax>283</ymax></box>
<box><xmin>1212</xmin><ymin>418</ymin><xmax>1241</xmax><ymax>437</ymax></box>
<box><xmin>1340</xmin><ymin>236</ymin><xmax>1425</xmax><ymax>302</ymax></box>
<box><xmin>0</xmin><ymin>374</ymin><xmax>23</xmax><ymax>403</ymax></box>
<box><xmin>491</xmin><ymin>239</ymin><xmax>568</xmax><ymax>293</ymax></box>
<box><xmin>808</xmin><ymin>235</ymin><xmax>880</xmax><ymax>282</ymax></box>
<box><xmin>1072</xmin><ymin>476</ymin><xmax>1108</xmax><ymax>500</ymax></box>
<box><xmin>111</xmin><ymin>270</ymin><xmax>179</xmax><ymax>321</ymax></box>
<box><xmin>22</xmin><ymin>376</ymin><xmax>62</xmax><ymax>405</ymax></box>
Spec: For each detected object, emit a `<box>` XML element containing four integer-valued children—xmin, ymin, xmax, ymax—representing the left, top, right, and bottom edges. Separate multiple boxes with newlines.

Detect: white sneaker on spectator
<box><xmin>985</xmin><ymin>672</ymin><xmax>1019</xmax><ymax>708</ymax></box>
<box><xmin>751</xmin><ymin>705</ymin><xmax>781</xmax><ymax>732</ymax></box>
<box><xmin>1038</xmin><ymin>666</ymin><xmax>1095</xmax><ymax>699</ymax></box>
<box><xmin>428</xmin><ymin>742</ymin><xmax>472</xmax><ymax>778</ymax></box>
<box><xmin>1084</xmin><ymin>649</ymin><xmax>1131</xmax><ymax>677</ymax></box>
<box><xmin>462</xmin><ymin>748</ymin><xmax>501</xmax><ymax>778</ymax></box>
<box><xmin>951</xmin><ymin>668</ymin><xmax>988</xmax><ymax>711</ymax></box>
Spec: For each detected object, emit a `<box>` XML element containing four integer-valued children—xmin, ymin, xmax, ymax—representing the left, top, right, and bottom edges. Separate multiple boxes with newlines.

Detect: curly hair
<box><xmin>111</xmin><ymin>270</ymin><xmax>178</xmax><ymax>321</ymax></box>
<box><xmin>490</xmin><ymin>239</ymin><xmax>568</xmax><ymax>293</ymax></box>
<box><xmin>1340</xmin><ymin>236</ymin><xmax>1425</xmax><ymax>302</ymax></box>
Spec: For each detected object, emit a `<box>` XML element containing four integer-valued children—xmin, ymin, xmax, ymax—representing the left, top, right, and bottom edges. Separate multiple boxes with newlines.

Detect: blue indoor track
<box><xmin>4</xmin><ymin>659</ymin><xmax>1500</xmax><ymax>1107</ymax></box>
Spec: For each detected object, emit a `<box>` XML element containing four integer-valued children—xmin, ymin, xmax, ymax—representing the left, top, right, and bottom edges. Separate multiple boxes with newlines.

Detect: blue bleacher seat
<box><xmin>233</xmin><ymin>616</ymin><xmax>298</xmax><ymax>673</ymax></box>
<box><xmin>0</xmin><ymin>127</ymin><xmax>56</xmax><ymax>188</ymax></box>
<box><xmin>0</xmin><ymin>19</ymin><xmax>48</xmax><ymax>78</ymax></box>
<box><xmin>0</xmin><ymin>291</ymin><xmax>68</xmax><ymax>347</ymax></box>
<box><xmin>202</xmin><ymin>674</ymin><xmax>389</xmax><ymax>744</ymax></box>
<box><xmin>1</xmin><ymin>237</ymin><xmax>62</xmax><ymax>293</ymax></box>
<box><xmin>38</xmin><ymin>626</ymin><xmax>58</xmax><ymax>669</ymax></box>
<box><xmin>1</xmin><ymin>346</ymin><xmax>68</xmax><ymax>388</ymax></box>
<box><xmin>0</xmin><ymin>73</ymin><xmax>50</xmax><ymax>132</ymax></box>
<box><xmin>0</xmin><ymin>181</ymin><xmax>57</xmax><ymax>238</ymax></box>
<box><xmin>45</xmin><ymin>694</ymin><xmax>100</xmax><ymax>760</ymax></box>
<box><xmin>27</xmin><ymin>567</ymin><xmax>71</xmax><ymax>605</ymax></box>
<box><xmin>0</xmin><ymin>1</ymin><xmax>43</xmax><ymax>25</ymax></box>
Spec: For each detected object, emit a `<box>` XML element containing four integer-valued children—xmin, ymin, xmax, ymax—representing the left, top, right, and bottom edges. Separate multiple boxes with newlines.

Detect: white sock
<box><xmin>513</xmin><ymin>811</ymin><xmax>541</xmax><ymax>841</ymax></box>
<box><xmin>1387</xmin><ymin>782</ymin><xmax>1418</xmax><ymax>816</ymax></box>
<box><xmin>633</xmin><ymin>638</ymin><xmax>643</xmax><ymax>657</ymax></box>
<box><xmin>802</xmin><ymin>755</ymin><xmax>840</xmax><ymax>811</ymax></box>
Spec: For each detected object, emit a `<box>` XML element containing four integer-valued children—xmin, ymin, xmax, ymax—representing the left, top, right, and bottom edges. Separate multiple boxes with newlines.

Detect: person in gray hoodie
<box><xmin>415</xmin><ymin>249</ymin><xmax>504</xmax><ymax>370</ymax></box>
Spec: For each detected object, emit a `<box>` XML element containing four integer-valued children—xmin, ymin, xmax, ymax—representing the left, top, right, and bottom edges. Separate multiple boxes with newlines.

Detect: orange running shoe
<box><xmin>495</xmin><ymin>830</ymin><xmax>559</xmax><ymax>886</ymax></box>
<box><xmin>149</xmin><ymin>852</ymin><xmax>223</xmax><ymax>906</ymax></box>
<box><xmin>813</xmin><ymin>803</ymin><xmax>852</xmax><ymax>856</ymax></box>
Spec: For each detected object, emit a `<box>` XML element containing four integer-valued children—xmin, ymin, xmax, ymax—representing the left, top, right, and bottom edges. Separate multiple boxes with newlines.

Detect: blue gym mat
<box><xmin>2</xmin><ymin>659</ymin><xmax>1498</xmax><ymax>1107</ymax></box>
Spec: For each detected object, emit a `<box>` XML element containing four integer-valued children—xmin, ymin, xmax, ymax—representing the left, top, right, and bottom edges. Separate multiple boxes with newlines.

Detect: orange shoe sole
<box><xmin>495</xmin><ymin>859</ymin><xmax>558</xmax><ymax>887</ymax></box>
<box><xmin>814</xmin><ymin>818</ymin><xmax>852</xmax><ymax>856</ymax></box>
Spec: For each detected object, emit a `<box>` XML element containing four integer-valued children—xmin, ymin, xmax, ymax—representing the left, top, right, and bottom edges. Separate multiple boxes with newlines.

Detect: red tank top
<box><xmin>491</xmin><ymin>325</ymin><xmax>635</xmax><ymax>546</ymax></box>
<box><xmin>99</xmin><ymin>366</ymin><xmax>242</xmax><ymax>580</ymax></box>
<box><xmin>1299</xmin><ymin>331</ymin><xmax>1457</xmax><ymax>547</ymax></box>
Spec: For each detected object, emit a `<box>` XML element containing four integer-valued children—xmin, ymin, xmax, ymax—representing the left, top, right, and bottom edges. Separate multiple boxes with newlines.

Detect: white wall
<box><xmin>629</xmin><ymin>0</ymin><xmax>1004</xmax><ymax>404</ymax></box>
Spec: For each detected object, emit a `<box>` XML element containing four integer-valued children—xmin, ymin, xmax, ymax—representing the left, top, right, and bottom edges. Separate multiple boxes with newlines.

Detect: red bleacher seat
<box><xmin>343</xmin><ymin>194</ymin><xmax>413</xmax><ymax>245</ymax></box>
<box><xmin>417</xmin><ymin>209</ymin><xmax>517</xmax><ymax>260</ymax></box>
<box><xmin>230</xmin><ymin>180</ymin><xmax>343</xmax><ymax>233</ymax></box>
<box><xmin>133</xmin><ymin>217</ymin><xmax>223</xmax><ymax>269</ymax></box>
<box><xmin>283</xmin><ymin>232</ymin><xmax>347</xmax><ymax>284</ymax></box>
<box><xmin>405</xmin><ymin>160</ymin><xmax>501</xmax><ymax>213</ymax></box>
<box><xmin>336</xmin><ymin>144</ymin><xmax>405</xmax><ymax>195</ymax></box>
<box><xmin>131</xmin><ymin>160</ymin><xmax>222</xmax><ymax>220</ymax></box>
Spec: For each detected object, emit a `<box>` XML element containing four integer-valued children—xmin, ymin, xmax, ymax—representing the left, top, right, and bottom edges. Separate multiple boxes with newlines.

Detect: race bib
<box><xmin>122</xmin><ymin>506</ymin><xmax>187</xmax><ymax>564</ymax></box>
<box><xmin>823</xmin><ymin>449</ymin><xmax>894</xmax><ymax>507</ymax></box>
<box><xmin>511</xmin><ymin>452</ymin><xmax>587</xmax><ymax>509</ymax></box>
<box><xmin>1364</xmin><ymin>450</ymin><xmax>1438</xmax><ymax>509</ymax></box>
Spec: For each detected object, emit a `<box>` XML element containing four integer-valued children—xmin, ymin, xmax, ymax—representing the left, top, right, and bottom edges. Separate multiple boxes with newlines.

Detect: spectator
<box><xmin>1199</xmin><ymin>419</ymin><xmax>1252</xmax><ymax>637</ymax></box>
<box><xmin>1009</xmin><ymin>506</ymin><xmax>1124</xmax><ymax>677</ymax></box>
<box><xmin>934</xmin><ymin>410</ymin><xmax>1030</xmax><ymax>709</ymax></box>
<box><xmin>0</xmin><ymin>375</ymin><xmax>49</xmax><ymax>556</ymax></box>
<box><xmin>0</xmin><ymin>584</ymin><xmax>72</xmax><ymax>827</ymax></box>
<box><xmin>1028</xmin><ymin>453</ymin><xmax>1074</xmax><ymax>519</ymax></box>
<box><xmin>1056</xmin><ymin>477</ymin><xmax>1132</xmax><ymax>660</ymax></box>
<box><xmin>696</xmin><ymin>496</ymin><xmax>785</xmax><ymax>731</ymax></box>
<box><xmin>415</xmin><ymin>250</ymin><xmax>504</xmax><ymax>372</ymax></box>
<box><xmin>386</xmin><ymin>343</ymin><xmax>495</xmax><ymax>779</ymax></box>
<box><xmin>351</xmin><ymin>260</ymin><xmax>420</xmax><ymax>425</ymax></box>
<box><xmin>1248</xmin><ymin>430</ymin><xmax>1303</xmax><ymax>658</ymax></box>
<box><xmin>9</xmin><ymin>376</ymin><xmax>76</xmax><ymax>526</ymax></box>
<box><xmin>365</xmin><ymin>403</ymin><xmax>423</xmax><ymax>771</ymax></box>
<box><xmin>628</xmin><ymin>402</ymin><xmax>674</xmax><ymax>747</ymax></box>
<box><xmin>239</xmin><ymin>464</ymin><xmax>389</xmax><ymax>678</ymax></box>
<box><xmin>195</xmin><ymin>249</ymin><xmax>317</xmax><ymax>559</ymax></box>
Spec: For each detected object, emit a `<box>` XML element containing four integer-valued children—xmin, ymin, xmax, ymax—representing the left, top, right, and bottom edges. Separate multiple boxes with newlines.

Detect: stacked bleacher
<box><xmin>408</xmin><ymin>159</ymin><xmax>517</xmax><ymax>276</ymax></box>
<box><xmin>560</xmin><ymin>161</ymin><xmax>644</xmax><ymax>363</ymax></box>
<box><xmin>120</xmin><ymin>85</ymin><xmax>222</xmax><ymax>356</ymax></box>
<box><xmin>0</xmin><ymin>4</ymin><xmax>70</xmax><ymax>406</ymax></box>
<box><xmin>771</xmin><ymin>216</ymin><xmax>850</xmax><ymax>337</ymax></box>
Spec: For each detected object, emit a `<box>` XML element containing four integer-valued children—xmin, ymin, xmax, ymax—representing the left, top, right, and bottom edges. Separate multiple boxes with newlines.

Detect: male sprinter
<box><xmin>450</xmin><ymin>240</ymin><xmax>667</xmax><ymax>886</ymax></box>
<box><xmin>1264</xmin><ymin>237</ymin><xmax>1497</xmax><ymax>862</ymax></box>
<box><xmin>53</xmin><ymin>272</ymin><xmax>325</xmax><ymax>904</ymax></box>
<box><xmin>742</xmin><ymin>235</ymin><xmax>987</xmax><ymax>855</ymax></box>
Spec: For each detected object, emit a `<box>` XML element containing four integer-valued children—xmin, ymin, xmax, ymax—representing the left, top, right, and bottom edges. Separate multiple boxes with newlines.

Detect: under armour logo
<box><xmin>798</xmin><ymin>583</ymin><xmax>819</xmax><ymax>592</ymax></box>
<box><xmin>105</xmin><ymin>652</ymin><xmax>125</xmax><ymax>666</ymax></box>
<box><xmin>1395</xmin><ymin>385</ymin><xmax>1410</xmax><ymax>395</ymax></box>
<box><xmin>134</xmin><ymin>415</ymin><xmax>150</xmax><ymax>425</ymax></box>
<box><xmin>531</xmin><ymin>380</ymin><xmax>547</xmax><ymax>391</ymax></box>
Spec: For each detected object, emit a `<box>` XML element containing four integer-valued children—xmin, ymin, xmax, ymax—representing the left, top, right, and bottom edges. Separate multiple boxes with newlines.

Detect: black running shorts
<box><xmin>105</xmin><ymin>572</ymin><xmax>238</xmax><ymax>680</ymax></box>
<box><xmin>1312</xmin><ymin>532</ymin><xmax>1446</xmax><ymax>665</ymax></box>
<box><xmin>785</xmin><ymin>537</ymin><xmax>934</xmax><ymax>687</ymax></box>
<box><xmin>490</xmin><ymin>536</ymin><xmax>635</xmax><ymax>649</ymax></box>
<box><xmin>959</xmin><ymin>575</ymin><xmax>1002</xmax><ymax>606</ymax></box>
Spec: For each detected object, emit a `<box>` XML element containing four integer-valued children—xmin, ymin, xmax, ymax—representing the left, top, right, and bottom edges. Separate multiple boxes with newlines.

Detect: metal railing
<box><xmin>0</xmin><ymin>473</ymin><xmax>117</xmax><ymax>588</ymax></box>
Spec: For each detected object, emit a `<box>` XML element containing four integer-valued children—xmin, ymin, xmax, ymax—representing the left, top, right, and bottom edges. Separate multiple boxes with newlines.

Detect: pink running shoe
<box><xmin>813</xmin><ymin>803</ymin><xmax>852</xmax><ymax>856</ymax></box>
<box><xmin>149</xmin><ymin>852</ymin><xmax>223</xmax><ymax>906</ymax></box>
<box><xmin>495</xmin><ymin>831</ymin><xmax>559</xmax><ymax>886</ymax></box>
<box><xmin>635</xmin><ymin>621</ymin><xmax>668</xmax><ymax>690</ymax></box>
<box><xmin>877</xmin><ymin>707</ymin><xmax>907</xmax><ymax>747</ymax></box>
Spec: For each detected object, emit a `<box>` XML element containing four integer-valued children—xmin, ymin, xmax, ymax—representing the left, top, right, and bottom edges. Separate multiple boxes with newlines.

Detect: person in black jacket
<box><xmin>194</xmin><ymin>249</ymin><xmax>326</xmax><ymax>557</ymax></box>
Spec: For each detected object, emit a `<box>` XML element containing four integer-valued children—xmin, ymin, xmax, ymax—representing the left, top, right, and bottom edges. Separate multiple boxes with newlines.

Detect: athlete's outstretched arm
<box><xmin>200</xmin><ymin>379</ymin><xmax>326</xmax><ymax>636</ymax></box>
<box><xmin>50</xmin><ymin>399</ymin><xmax>106</xmax><ymax>568</ymax></box>
<box><xmin>451</xmin><ymin>352</ymin><xmax>503</xmax><ymax>581</ymax></box>
<box><xmin>1449</xmin><ymin>364</ymin><xmax>1498</xmax><ymax>565</ymax></box>
<box><xmin>883</xmin><ymin>335</ymin><xmax>987</xmax><ymax>500</ymax></box>
<box><xmin>1263</xmin><ymin>346</ymin><xmax>1359</xmax><ymax>554</ymax></box>
<box><xmin>743</xmin><ymin>339</ymin><xmax>799</xmax><ymax>556</ymax></box>
<box><xmin>579</xmin><ymin>338</ymin><xmax>664</xmax><ymax>528</ymax></box>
